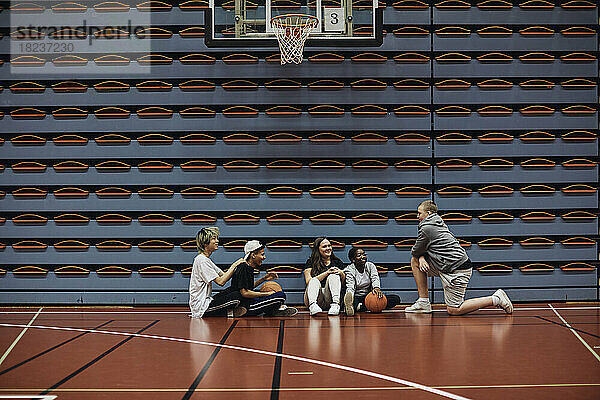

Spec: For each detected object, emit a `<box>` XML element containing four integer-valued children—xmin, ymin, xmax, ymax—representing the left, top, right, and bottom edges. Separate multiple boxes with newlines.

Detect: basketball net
<box><xmin>271</xmin><ymin>14</ymin><xmax>319</xmax><ymax>65</ymax></box>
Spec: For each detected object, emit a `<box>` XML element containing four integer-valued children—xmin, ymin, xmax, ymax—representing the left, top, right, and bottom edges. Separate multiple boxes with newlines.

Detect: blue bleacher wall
<box><xmin>0</xmin><ymin>0</ymin><xmax>598</xmax><ymax>304</ymax></box>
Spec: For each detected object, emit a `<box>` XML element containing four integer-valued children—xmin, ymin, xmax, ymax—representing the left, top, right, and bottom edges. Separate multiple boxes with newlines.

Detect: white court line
<box><xmin>0</xmin><ymin>323</ymin><xmax>470</xmax><ymax>400</ymax></box>
<box><xmin>0</xmin><ymin>396</ymin><xmax>56</xmax><ymax>399</ymax></box>
<box><xmin>0</xmin><ymin>306</ymin><xmax>599</xmax><ymax>314</ymax></box>
<box><xmin>0</xmin><ymin>308</ymin><xmax>42</xmax><ymax>367</ymax></box>
<box><xmin>548</xmin><ymin>304</ymin><xmax>600</xmax><ymax>362</ymax></box>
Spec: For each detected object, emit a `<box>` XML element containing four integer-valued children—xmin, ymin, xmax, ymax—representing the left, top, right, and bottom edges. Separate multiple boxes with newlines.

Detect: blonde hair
<box><xmin>196</xmin><ymin>227</ymin><xmax>219</xmax><ymax>253</ymax></box>
<box><xmin>419</xmin><ymin>200</ymin><xmax>438</xmax><ymax>213</ymax></box>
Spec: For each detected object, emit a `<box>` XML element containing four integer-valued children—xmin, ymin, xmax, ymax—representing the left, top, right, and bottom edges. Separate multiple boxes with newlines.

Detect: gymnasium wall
<box><xmin>0</xmin><ymin>0</ymin><xmax>598</xmax><ymax>304</ymax></box>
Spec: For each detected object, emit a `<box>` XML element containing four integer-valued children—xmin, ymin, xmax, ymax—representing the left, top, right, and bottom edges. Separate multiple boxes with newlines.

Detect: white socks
<box><xmin>418</xmin><ymin>297</ymin><xmax>430</xmax><ymax>303</ymax></box>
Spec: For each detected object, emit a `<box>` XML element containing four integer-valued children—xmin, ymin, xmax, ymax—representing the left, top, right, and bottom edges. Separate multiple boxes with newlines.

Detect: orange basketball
<box><xmin>260</xmin><ymin>280</ymin><xmax>282</xmax><ymax>292</ymax></box>
<box><xmin>365</xmin><ymin>292</ymin><xmax>387</xmax><ymax>313</ymax></box>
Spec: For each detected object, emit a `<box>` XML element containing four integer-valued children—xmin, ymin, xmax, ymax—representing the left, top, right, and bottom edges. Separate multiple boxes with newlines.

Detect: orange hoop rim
<box><xmin>270</xmin><ymin>14</ymin><xmax>319</xmax><ymax>28</ymax></box>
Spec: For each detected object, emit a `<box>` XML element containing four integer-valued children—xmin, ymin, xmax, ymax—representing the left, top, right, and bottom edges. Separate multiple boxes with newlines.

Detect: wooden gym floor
<box><xmin>0</xmin><ymin>303</ymin><xmax>598</xmax><ymax>400</ymax></box>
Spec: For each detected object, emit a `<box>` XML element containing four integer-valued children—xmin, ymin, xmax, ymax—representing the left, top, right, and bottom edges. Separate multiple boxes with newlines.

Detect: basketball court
<box><xmin>0</xmin><ymin>303</ymin><xmax>598</xmax><ymax>399</ymax></box>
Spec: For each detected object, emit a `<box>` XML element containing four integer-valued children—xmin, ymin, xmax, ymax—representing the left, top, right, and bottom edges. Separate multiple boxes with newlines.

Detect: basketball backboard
<box><xmin>205</xmin><ymin>0</ymin><xmax>383</xmax><ymax>47</ymax></box>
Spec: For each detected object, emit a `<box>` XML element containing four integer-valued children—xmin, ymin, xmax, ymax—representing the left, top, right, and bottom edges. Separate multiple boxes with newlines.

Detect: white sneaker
<box><xmin>309</xmin><ymin>303</ymin><xmax>323</xmax><ymax>316</ymax></box>
<box><xmin>405</xmin><ymin>300</ymin><xmax>432</xmax><ymax>313</ymax></box>
<box><xmin>328</xmin><ymin>303</ymin><xmax>340</xmax><ymax>315</ymax></box>
<box><xmin>344</xmin><ymin>292</ymin><xmax>354</xmax><ymax>316</ymax></box>
<box><xmin>493</xmin><ymin>289</ymin><xmax>513</xmax><ymax>314</ymax></box>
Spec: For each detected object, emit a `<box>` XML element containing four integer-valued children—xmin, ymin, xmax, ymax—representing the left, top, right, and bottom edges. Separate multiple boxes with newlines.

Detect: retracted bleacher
<box><xmin>0</xmin><ymin>0</ymin><xmax>597</xmax><ymax>304</ymax></box>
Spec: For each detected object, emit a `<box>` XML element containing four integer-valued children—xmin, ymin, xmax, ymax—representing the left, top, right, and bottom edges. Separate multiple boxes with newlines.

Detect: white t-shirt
<box><xmin>344</xmin><ymin>261</ymin><xmax>381</xmax><ymax>297</ymax></box>
<box><xmin>354</xmin><ymin>268</ymin><xmax>372</xmax><ymax>297</ymax></box>
<box><xmin>189</xmin><ymin>253</ymin><xmax>223</xmax><ymax>318</ymax></box>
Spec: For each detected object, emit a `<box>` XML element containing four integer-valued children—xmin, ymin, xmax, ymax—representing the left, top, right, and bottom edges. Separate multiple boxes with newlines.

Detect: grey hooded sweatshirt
<box><xmin>411</xmin><ymin>213</ymin><xmax>468</xmax><ymax>273</ymax></box>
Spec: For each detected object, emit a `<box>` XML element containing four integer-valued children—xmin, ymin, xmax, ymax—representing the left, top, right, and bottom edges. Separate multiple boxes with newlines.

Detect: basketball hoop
<box><xmin>270</xmin><ymin>14</ymin><xmax>319</xmax><ymax>65</ymax></box>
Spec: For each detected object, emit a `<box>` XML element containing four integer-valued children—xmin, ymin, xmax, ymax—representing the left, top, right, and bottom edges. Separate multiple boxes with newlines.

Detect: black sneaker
<box><xmin>271</xmin><ymin>307</ymin><xmax>298</xmax><ymax>317</ymax></box>
<box><xmin>234</xmin><ymin>306</ymin><xmax>247</xmax><ymax>317</ymax></box>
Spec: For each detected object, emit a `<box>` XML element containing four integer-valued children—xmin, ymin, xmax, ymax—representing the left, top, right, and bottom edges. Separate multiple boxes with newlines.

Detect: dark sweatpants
<box><xmin>245</xmin><ymin>291</ymin><xmax>286</xmax><ymax>316</ymax></box>
<box><xmin>203</xmin><ymin>290</ymin><xmax>244</xmax><ymax>317</ymax></box>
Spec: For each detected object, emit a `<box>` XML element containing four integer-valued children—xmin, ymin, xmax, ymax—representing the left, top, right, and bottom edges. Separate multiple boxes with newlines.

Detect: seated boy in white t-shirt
<box><xmin>189</xmin><ymin>227</ymin><xmax>247</xmax><ymax>318</ymax></box>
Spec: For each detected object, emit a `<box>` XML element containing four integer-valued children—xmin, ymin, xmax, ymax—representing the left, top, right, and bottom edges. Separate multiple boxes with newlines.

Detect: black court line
<box><xmin>0</xmin><ymin>318</ymin><xmax>156</xmax><ymax>323</ymax></box>
<box><xmin>0</xmin><ymin>320</ymin><xmax>115</xmax><ymax>377</ymax></box>
<box><xmin>233</xmin><ymin>321</ymin><xmax>600</xmax><ymax>329</ymax></box>
<box><xmin>181</xmin><ymin>320</ymin><xmax>238</xmax><ymax>400</ymax></box>
<box><xmin>237</xmin><ymin>311</ymin><xmax>600</xmax><ymax>321</ymax></box>
<box><xmin>535</xmin><ymin>316</ymin><xmax>600</xmax><ymax>339</ymax></box>
<box><xmin>270</xmin><ymin>320</ymin><xmax>285</xmax><ymax>400</ymax></box>
<box><xmin>40</xmin><ymin>320</ymin><xmax>159</xmax><ymax>396</ymax></box>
